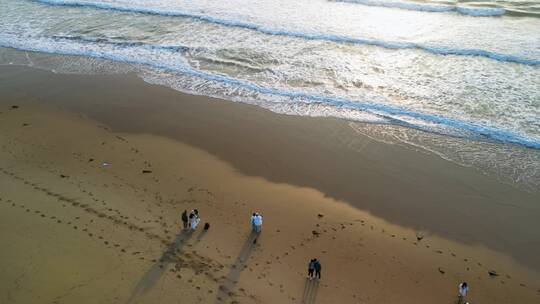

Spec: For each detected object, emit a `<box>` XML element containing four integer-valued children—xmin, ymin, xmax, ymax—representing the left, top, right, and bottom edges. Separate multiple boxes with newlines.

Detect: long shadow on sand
<box><xmin>192</xmin><ymin>228</ymin><xmax>208</xmax><ymax>245</ymax></box>
<box><xmin>126</xmin><ymin>228</ymin><xmax>202</xmax><ymax>304</ymax></box>
<box><xmin>302</xmin><ymin>278</ymin><xmax>319</xmax><ymax>304</ymax></box>
<box><xmin>214</xmin><ymin>231</ymin><xmax>258</xmax><ymax>303</ymax></box>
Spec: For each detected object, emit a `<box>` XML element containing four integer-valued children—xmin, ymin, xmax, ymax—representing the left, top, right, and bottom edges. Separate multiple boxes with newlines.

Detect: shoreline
<box><xmin>2</xmin><ymin>65</ymin><xmax>539</xmax><ymax>269</ymax></box>
<box><xmin>1</xmin><ymin>65</ymin><xmax>539</xmax><ymax>303</ymax></box>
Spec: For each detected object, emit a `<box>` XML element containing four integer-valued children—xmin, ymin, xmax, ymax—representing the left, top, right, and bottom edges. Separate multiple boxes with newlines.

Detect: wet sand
<box><xmin>1</xmin><ymin>65</ymin><xmax>539</xmax><ymax>303</ymax></box>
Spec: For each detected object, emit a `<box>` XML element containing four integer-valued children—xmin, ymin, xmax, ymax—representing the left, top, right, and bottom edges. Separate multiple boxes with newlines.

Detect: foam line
<box><xmin>1</xmin><ymin>34</ymin><xmax>539</xmax><ymax>149</ymax></box>
<box><xmin>333</xmin><ymin>0</ymin><xmax>506</xmax><ymax>17</ymax></box>
<box><xmin>31</xmin><ymin>0</ymin><xmax>539</xmax><ymax>66</ymax></box>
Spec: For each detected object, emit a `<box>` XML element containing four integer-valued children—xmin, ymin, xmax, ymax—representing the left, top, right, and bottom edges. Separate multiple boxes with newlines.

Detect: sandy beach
<box><xmin>1</xmin><ymin>65</ymin><xmax>539</xmax><ymax>304</ymax></box>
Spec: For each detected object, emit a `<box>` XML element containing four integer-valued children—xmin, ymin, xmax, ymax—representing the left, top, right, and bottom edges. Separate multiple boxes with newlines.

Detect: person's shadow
<box><xmin>302</xmin><ymin>278</ymin><xmax>319</xmax><ymax>304</ymax></box>
<box><xmin>213</xmin><ymin>231</ymin><xmax>258</xmax><ymax>303</ymax></box>
<box><xmin>126</xmin><ymin>228</ymin><xmax>202</xmax><ymax>303</ymax></box>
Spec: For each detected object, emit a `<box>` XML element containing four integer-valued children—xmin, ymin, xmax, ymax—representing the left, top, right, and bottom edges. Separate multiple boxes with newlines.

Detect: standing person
<box><xmin>251</xmin><ymin>213</ymin><xmax>257</xmax><ymax>232</ymax></box>
<box><xmin>190</xmin><ymin>213</ymin><xmax>200</xmax><ymax>230</ymax></box>
<box><xmin>307</xmin><ymin>259</ymin><xmax>315</xmax><ymax>279</ymax></box>
<box><xmin>181</xmin><ymin>210</ymin><xmax>188</xmax><ymax>229</ymax></box>
<box><xmin>253</xmin><ymin>213</ymin><xmax>263</xmax><ymax>233</ymax></box>
<box><xmin>458</xmin><ymin>282</ymin><xmax>468</xmax><ymax>304</ymax></box>
<box><xmin>313</xmin><ymin>259</ymin><xmax>321</xmax><ymax>280</ymax></box>
<box><xmin>189</xmin><ymin>213</ymin><xmax>194</xmax><ymax>229</ymax></box>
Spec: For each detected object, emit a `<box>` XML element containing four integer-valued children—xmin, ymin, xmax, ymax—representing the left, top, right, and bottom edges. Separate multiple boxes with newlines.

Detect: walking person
<box><xmin>250</xmin><ymin>212</ymin><xmax>263</xmax><ymax>244</ymax></box>
<box><xmin>313</xmin><ymin>259</ymin><xmax>321</xmax><ymax>280</ymax></box>
<box><xmin>457</xmin><ymin>282</ymin><xmax>468</xmax><ymax>304</ymax></box>
<box><xmin>307</xmin><ymin>259</ymin><xmax>316</xmax><ymax>279</ymax></box>
<box><xmin>253</xmin><ymin>212</ymin><xmax>263</xmax><ymax>233</ymax></box>
<box><xmin>181</xmin><ymin>210</ymin><xmax>188</xmax><ymax>229</ymax></box>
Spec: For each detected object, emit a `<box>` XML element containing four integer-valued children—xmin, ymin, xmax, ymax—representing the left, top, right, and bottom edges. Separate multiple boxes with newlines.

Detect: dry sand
<box><xmin>1</xmin><ymin>66</ymin><xmax>539</xmax><ymax>303</ymax></box>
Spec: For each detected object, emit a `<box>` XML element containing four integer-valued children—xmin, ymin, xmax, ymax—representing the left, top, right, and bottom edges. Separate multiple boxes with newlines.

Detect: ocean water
<box><xmin>0</xmin><ymin>0</ymin><xmax>539</xmax><ymax>189</ymax></box>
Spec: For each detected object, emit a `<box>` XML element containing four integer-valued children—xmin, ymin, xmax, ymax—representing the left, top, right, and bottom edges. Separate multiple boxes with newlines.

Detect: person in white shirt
<box><xmin>252</xmin><ymin>213</ymin><xmax>263</xmax><ymax>233</ymax></box>
<box><xmin>190</xmin><ymin>213</ymin><xmax>200</xmax><ymax>230</ymax></box>
<box><xmin>458</xmin><ymin>282</ymin><xmax>468</xmax><ymax>304</ymax></box>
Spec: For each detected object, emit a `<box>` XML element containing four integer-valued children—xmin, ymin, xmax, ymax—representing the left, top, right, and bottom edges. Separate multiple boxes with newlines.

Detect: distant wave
<box><xmin>32</xmin><ymin>0</ymin><xmax>539</xmax><ymax>66</ymax></box>
<box><xmin>332</xmin><ymin>0</ymin><xmax>506</xmax><ymax>17</ymax></box>
<box><xmin>1</xmin><ymin>33</ymin><xmax>539</xmax><ymax>150</ymax></box>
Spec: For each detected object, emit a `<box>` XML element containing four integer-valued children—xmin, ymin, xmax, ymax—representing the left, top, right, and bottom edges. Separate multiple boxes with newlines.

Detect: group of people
<box><xmin>181</xmin><ymin>209</ymin><xmax>325</xmax><ymax>279</ymax></box>
<box><xmin>307</xmin><ymin>258</ymin><xmax>322</xmax><ymax>280</ymax></box>
<box><xmin>181</xmin><ymin>209</ymin><xmax>200</xmax><ymax>230</ymax></box>
<box><xmin>179</xmin><ymin>208</ymin><xmax>473</xmax><ymax>301</ymax></box>
<box><xmin>182</xmin><ymin>209</ymin><xmax>262</xmax><ymax>233</ymax></box>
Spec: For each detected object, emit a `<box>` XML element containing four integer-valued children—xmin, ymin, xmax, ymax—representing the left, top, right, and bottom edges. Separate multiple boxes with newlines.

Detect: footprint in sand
<box><xmin>488</xmin><ymin>270</ymin><xmax>499</xmax><ymax>277</ymax></box>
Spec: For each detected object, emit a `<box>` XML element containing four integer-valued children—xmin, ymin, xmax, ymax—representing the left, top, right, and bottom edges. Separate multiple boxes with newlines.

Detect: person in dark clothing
<box><xmin>307</xmin><ymin>259</ymin><xmax>315</xmax><ymax>279</ymax></box>
<box><xmin>313</xmin><ymin>259</ymin><xmax>321</xmax><ymax>280</ymax></box>
<box><xmin>181</xmin><ymin>210</ymin><xmax>188</xmax><ymax>229</ymax></box>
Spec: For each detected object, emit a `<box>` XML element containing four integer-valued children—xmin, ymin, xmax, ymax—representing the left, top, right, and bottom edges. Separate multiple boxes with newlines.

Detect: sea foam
<box><xmin>32</xmin><ymin>0</ymin><xmax>539</xmax><ymax>66</ymax></box>
<box><xmin>1</xmin><ymin>33</ymin><xmax>539</xmax><ymax>150</ymax></box>
<box><xmin>333</xmin><ymin>0</ymin><xmax>506</xmax><ymax>17</ymax></box>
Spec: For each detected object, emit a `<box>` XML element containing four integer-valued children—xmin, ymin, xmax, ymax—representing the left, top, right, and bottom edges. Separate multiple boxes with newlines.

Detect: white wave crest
<box><xmin>333</xmin><ymin>0</ymin><xmax>506</xmax><ymax>17</ymax></box>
